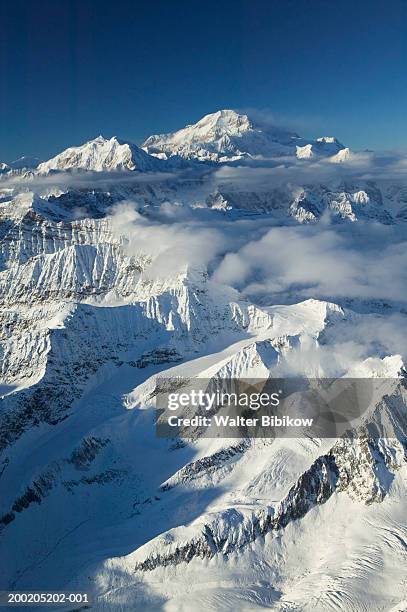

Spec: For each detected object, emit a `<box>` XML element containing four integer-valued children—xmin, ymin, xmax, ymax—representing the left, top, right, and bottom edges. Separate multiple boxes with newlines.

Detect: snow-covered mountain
<box><xmin>37</xmin><ymin>135</ymin><xmax>167</xmax><ymax>173</ymax></box>
<box><xmin>142</xmin><ymin>109</ymin><xmax>346</xmax><ymax>162</ymax></box>
<box><xmin>0</xmin><ymin>111</ymin><xmax>407</xmax><ymax>611</ymax></box>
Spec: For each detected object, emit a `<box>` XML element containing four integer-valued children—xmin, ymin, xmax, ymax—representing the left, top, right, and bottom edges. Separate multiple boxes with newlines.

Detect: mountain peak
<box><xmin>142</xmin><ymin>109</ymin><xmax>345</xmax><ymax>163</ymax></box>
<box><xmin>0</xmin><ymin>162</ymin><xmax>10</xmax><ymax>173</ymax></box>
<box><xmin>190</xmin><ymin>109</ymin><xmax>253</xmax><ymax>135</ymax></box>
<box><xmin>142</xmin><ymin>108</ymin><xmax>300</xmax><ymax>162</ymax></box>
<box><xmin>317</xmin><ymin>136</ymin><xmax>340</xmax><ymax>144</ymax></box>
<box><xmin>93</xmin><ymin>134</ymin><xmax>109</xmax><ymax>143</ymax></box>
<box><xmin>37</xmin><ymin>135</ymin><xmax>165</xmax><ymax>174</ymax></box>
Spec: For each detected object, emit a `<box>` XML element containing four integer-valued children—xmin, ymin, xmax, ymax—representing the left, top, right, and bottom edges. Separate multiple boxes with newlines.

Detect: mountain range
<box><xmin>1</xmin><ymin>109</ymin><xmax>348</xmax><ymax>173</ymax></box>
<box><xmin>0</xmin><ymin>109</ymin><xmax>406</xmax><ymax>611</ymax></box>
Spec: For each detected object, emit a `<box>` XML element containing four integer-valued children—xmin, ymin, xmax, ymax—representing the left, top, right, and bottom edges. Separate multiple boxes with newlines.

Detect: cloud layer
<box><xmin>213</xmin><ymin>222</ymin><xmax>407</xmax><ymax>303</ymax></box>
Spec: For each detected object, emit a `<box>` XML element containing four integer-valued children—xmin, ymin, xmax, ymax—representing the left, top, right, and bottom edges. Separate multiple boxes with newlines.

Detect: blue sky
<box><xmin>1</xmin><ymin>0</ymin><xmax>406</xmax><ymax>161</ymax></box>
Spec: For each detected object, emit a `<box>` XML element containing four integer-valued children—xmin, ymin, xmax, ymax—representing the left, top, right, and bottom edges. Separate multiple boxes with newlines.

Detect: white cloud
<box><xmin>108</xmin><ymin>202</ymin><xmax>227</xmax><ymax>280</ymax></box>
<box><xmin>213</xmin><ymin>222</ymin><xmax>407</xmax><ymax>303</ymax></box>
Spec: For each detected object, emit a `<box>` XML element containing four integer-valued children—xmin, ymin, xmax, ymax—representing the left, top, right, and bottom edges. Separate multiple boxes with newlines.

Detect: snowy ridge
<box><xmin>130</xmin><ymin>433</ymin><xmax>404</xmax><ymax>572</ymax></box>
<box><xmin>37</xmin><ymin>135</ymin><xmax>166</xmax><ymax>173</ymax></box>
